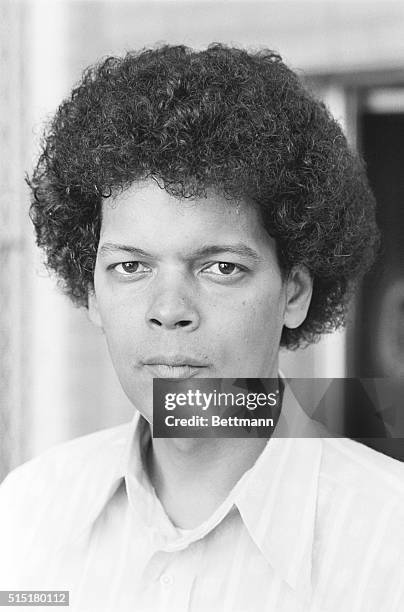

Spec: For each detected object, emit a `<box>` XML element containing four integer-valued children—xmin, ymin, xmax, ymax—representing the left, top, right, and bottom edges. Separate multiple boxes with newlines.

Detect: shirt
<box><xmin>1</xmin><ymin>384</ymin><xmax>404</xmax><ymax>612</ymax></box>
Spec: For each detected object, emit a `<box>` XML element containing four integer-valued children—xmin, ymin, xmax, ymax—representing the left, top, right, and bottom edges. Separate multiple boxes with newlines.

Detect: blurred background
<box><xmin>1</xmin><ymin>0</ymin><xmax>404</xmax><ymax>480</ymax></box>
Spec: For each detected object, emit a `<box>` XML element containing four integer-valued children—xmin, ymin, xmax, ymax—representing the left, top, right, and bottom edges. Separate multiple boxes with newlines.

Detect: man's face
<box><xmin>90</xmin><ymin>179</ymin><xmax>311</xmax><ymax>422</ymax></box>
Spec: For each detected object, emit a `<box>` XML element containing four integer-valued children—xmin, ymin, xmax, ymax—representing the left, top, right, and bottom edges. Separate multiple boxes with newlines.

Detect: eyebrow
<box><xmin>98</xmin><ymin>242</ymin><xmax>262</xmax><ymax>262</ymax></box>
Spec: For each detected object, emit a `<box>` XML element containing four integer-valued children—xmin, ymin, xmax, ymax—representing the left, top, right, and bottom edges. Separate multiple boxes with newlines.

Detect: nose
<box><xmin>146</xmin><ymin>277</ymin><xmax>201</xmax><ymax>331</ymax></box>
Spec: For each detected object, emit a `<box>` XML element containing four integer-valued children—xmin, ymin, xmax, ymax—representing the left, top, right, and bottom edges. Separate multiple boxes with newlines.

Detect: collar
<box><xmin>233</xmin><ymin>382</ymin><xmax>323</xmax><ymax>602</ymax></box>
<box><xmin>74</xmin><ymin>380</ymin><xmax>323</xmax><ymax>603</ymax></box>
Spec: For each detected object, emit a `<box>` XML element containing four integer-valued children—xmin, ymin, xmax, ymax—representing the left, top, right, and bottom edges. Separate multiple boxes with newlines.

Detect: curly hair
<box><xmin>28</xmin><ymin>43</ymin><xmax>379</xmax><ymax>349</ymax></box>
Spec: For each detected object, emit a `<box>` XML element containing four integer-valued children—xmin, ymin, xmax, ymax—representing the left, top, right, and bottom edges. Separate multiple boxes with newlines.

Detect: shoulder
<box><xmin>0</xmin><ymin>420</ymin><xmax>135</xmax><ymax>587</ymax></box>
<box><xmin>0</xmin><ymin>420</ymin><xmax>133</xmax><ymax>539</ymax></box>
<box><xmin>0</xmin><ymin>421</ymin><xmax>131</xmax><ymax>495</ymax></box>
<box><xmin>313</xmin><ymin>439</ymin><xmax>404</xmax><ymax>608</ymax></box>
<box><xmin>320</xmin><ymin>436</ymin><xmax>404</xmax><ymax>499</ymax></box>
<box><xmin>317</xmin><ymin>436</ymin><xmax>404</xmax><ymax>533</ymax></box>
<box><xmin>0</xmin><ymin>421</ymin><xmax>133</xmax><ymax>586</ymax></box>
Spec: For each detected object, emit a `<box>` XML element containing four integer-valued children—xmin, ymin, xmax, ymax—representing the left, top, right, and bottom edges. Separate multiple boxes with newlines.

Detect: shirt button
<box><xmin>160</xmin><ymin>573</ymin><xmax>174</xmax><ymax>587</ymax></box>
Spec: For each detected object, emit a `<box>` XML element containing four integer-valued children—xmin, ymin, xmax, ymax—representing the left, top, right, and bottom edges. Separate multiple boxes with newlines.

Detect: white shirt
<box><xmin>1</xmin><ymin>385</ymin><xmax>404</xmax><ymax>611</ymax></box>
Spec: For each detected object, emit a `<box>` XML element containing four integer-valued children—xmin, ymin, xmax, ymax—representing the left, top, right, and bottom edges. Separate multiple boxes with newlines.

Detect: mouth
<box><xmin>142</xmin><ymin>356</ymin><xmax>208</xmax><ymax>380</ymax></box>
<box><xmin>143</xmin><ymin>364</ymin><xmax>206</xmax><ymax>379</ymax></box>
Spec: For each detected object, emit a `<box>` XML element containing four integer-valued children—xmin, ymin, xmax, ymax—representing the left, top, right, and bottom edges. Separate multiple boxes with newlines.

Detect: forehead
<box><xmin>100</xmin><ymin>180</ymin><xmax>274</xmax><ymax>257</ymax></box>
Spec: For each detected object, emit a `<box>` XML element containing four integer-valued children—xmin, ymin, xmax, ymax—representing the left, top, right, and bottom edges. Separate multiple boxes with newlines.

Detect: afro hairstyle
<box><xmin>28</xmin><ymin>43</ymin><xmax>380</xmax><ymax>349</ymax></box>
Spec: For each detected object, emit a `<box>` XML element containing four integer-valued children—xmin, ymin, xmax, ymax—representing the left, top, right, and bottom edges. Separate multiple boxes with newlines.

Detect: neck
<box><xmin>145</xmin><ymin>366</ymin><xmax>281</xmax><ymax>528</ymax></box>
<box><xmin>146</xmin><ymin>434</ymin><xmax>268</xmax><ymax>529</ymax></box>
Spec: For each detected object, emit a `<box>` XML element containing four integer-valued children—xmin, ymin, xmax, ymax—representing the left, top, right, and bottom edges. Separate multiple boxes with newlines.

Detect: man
<box><xmin>0</xmin><ymin>44</ymin><xmax>403</xmax><ymax>611</ymax></box>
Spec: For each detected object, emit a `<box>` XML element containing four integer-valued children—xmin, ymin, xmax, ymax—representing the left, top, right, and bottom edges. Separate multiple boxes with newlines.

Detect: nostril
<box><xmin>150</xmin><ymin>318</ymin><xmax>162</xmax><ymax>326</ymax></box>
<box><xmin>177</xmin><ymin>320</ymin><xmax>192</xmax><ymax>328</ymax></box>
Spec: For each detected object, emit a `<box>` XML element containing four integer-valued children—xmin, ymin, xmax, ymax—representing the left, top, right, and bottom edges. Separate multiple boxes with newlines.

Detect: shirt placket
<box><xmin>139</xmin><ymin>539</ymin><xmax>202</xmax><ymax>612</ymax></box>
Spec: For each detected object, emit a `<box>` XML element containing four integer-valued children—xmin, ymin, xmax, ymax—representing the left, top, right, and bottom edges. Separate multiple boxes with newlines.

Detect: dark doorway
<box><xmin>347</xmin><ymin>93</ymin><xmax>404</xmax><ymax>460</ymax></box>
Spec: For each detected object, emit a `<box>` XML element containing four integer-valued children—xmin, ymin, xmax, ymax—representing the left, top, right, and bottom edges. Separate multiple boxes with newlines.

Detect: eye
<box><xmin>112</xmin><ymin>261</ymin><xmax>151</xmax><ymax>276</ymax></box>
<box><xmin>203</xmin><ymin>262</ymin><xmax>244</xmax><ymax>276</ymax></box>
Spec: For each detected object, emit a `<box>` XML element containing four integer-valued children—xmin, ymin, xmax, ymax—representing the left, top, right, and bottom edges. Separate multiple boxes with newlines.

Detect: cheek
<box><xmin>215</xmin><ymin>292</ymin><xmax>283</xmax><ymax>350</ymax></box>
<box><xmin>249</xmin><ymin>288</ymin><xmax>285</xmax><ymax>343</ymax></box>
<box><xmin>97</xmin><ymin>296</ymin><xmax>142</xmax><ymax>360</ymax></box>
<box><xmin>244</xmin><ymin>300</ymin><xmax>281</xmax><ymax>344</ymax></box>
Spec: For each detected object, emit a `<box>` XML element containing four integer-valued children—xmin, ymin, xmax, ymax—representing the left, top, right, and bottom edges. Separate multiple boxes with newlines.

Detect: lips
<box><xmin>142</xmin><ymin>355</ymin><xmax>208</xmax><ymax>379</ymax></box>
<box><xmin>143</xmin><ymin>364</ymin><xmax>205</xmax><ymax>379</ymax></box>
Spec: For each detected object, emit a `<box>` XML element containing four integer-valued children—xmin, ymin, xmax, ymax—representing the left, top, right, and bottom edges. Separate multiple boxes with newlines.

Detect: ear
<box><xmin>88</xmin><ymin>289</ymin><xmax>103</xmax><ymax>330</ymax></box>
<box><xmin>283</xmin><ymin>266</ymin><xmax>313</xmax><ymax>329</ymax></box>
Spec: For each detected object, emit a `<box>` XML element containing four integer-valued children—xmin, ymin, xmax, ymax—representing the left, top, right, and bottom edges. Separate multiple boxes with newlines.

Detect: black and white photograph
<box><xmin>1</xmin><ymin>1</ymin><xmax>404</xmax><ymax>610</ymax></box>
